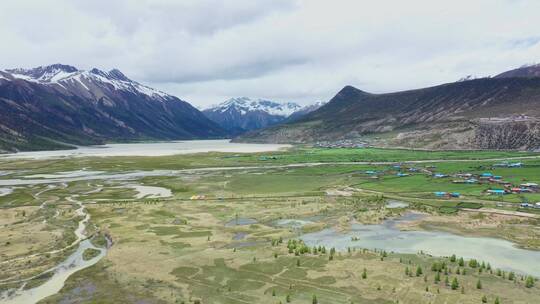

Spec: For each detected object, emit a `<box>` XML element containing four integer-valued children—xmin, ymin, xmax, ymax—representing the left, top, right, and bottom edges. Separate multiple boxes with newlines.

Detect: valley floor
<box><xmin>1</xmin><ymin>146</ymin><xmax>540</xmax><ymax>303</ymax></box>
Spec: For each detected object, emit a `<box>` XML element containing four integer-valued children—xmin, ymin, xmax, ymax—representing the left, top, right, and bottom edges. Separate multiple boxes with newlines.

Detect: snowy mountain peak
<box><xmin>210</xmin><ymin>97</ymin><xmax>302</xmax><ymax>117</ymax></box>
<box><xmin>203</xmin><ymin>98</ymin><xmax>325</xmax><ymax>136</ymax></box>
<box><xmin>2</xmin><ymin>64</ymin><xmax>170</xmax><ymax>100</ymax></box>
<box><xmin>6</xmin><ymin>64</ymin><xmax>79</xmax><ymax>82</ymax></box>
<box><xmin>108</xmin><ymin>68</ymin><xmax>131</xmax><ymax>82</ymax></box>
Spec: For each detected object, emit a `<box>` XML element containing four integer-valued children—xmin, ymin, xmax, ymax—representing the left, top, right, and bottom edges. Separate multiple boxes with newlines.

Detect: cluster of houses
<box><xmin>363</xmin><ymin>162</ymin><xmax>538</xmax><ymax>198</ymax></box>
<box><xmin>520</xmin><ymin>202</ymin><xmax>540</xmax><ymax>209</ymax></box>
<box><xmin>434</xmin><ymin>191</ymin><xmax>461</xmax><ymax>198</ymax></box>
<box><xmin>493</xmin><ymin>162</ymin><xmax>524</xmax><ymax>168</ymax></box>
<box><xmin>448</xmin><ymin>167</ymin><xmax>539</xmax><ymax>196</ymax></box>
<box><xmin>314</xmin><ymin>140</ymin><xmax>366</xmax><ymax>148</ymax></box>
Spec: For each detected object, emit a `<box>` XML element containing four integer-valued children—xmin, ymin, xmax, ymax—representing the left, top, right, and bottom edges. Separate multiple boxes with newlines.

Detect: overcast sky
<box><xmin>1</xmin><ymin>0</ymin><xmax>539</xmax><ymax>107</ymax></box>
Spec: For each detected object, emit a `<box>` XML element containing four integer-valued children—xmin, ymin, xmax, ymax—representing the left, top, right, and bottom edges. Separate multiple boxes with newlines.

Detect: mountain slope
<box><xmin>237</xmin><ymin>77</ymin><xmax>540</xmax><ymax>150</ymax></box>
<box><xmin>495</xmin><ymin>63</ymin><xmax>540</xmax><ymax>79</ymax></box>
<box><xmin>203</xmin><ymin>97</ymin><xmax>304</xmax><ymax>135</ymax></box>
<box><xmin>0</xmin><ymin>64</ymin><xmax>225</xmax><ymax>152</ymax></box>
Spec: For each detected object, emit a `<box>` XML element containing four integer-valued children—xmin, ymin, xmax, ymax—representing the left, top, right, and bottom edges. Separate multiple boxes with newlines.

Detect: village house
<box><xmin>433</xmin><ymin>173</ymin><xmax>448</xmax><ymax>178</ymax></box>
<box><xmin>487</xmin><ymin>189</ymin><xmax>506</xmax><ymax>195</ymax></box>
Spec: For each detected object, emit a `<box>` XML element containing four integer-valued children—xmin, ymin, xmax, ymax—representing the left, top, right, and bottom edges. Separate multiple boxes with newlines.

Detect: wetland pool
<box><xmin>300</xmin><ymin>213</ymin><xmax>540</xmax><ymax>276</ymax></box>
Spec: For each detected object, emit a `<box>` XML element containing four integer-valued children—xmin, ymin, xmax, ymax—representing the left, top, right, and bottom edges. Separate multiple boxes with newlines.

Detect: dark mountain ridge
<box><xmin>238</xmin><ymin>71</ymin><xmax>540</xmax><ymax>150</ymax></box>
<box><xmin>0</xmin><ymin>64</ymin><xmax>225</xmax><ymax>152</ymax></box>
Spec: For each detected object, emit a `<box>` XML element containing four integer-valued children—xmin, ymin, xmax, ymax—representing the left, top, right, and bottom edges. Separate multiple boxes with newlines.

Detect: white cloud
<box><xmin>1</xmin><ymin>0</ymin><xmax>539</xmax><ymax>106</ymax></box>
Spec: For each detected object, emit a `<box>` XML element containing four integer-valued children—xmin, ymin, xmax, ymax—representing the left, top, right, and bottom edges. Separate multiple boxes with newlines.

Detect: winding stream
<box><xmin>0</xmin><ymin>187</ymin><xmax>13</xmax><ymax>197</ymax></box>
<box><xmin>0</xmin><ymin>194</ymin><xmax>108</xmax><ymax>304</ymax></box>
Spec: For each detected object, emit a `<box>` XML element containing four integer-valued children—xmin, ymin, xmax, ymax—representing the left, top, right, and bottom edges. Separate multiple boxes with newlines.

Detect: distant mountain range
<box><xmin>203</xmin><ymin>97</ymin><xmax>324</xmax><ymax>135</ymax></box>
<box><xmin>0</xmin><ymin>64</ymin><xmax>225</xmax><ymax>152</ymax></box>
<box><xmin>237</xmin><ymin>64</ymin><xmax>540</xmax><ymax>150</ymax></box>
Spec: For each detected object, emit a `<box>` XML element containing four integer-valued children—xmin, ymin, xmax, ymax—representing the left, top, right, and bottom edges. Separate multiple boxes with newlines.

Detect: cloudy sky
<box><xmin>1</xmin><ymin>0</ymin><xmax>539</xmax><ymax>107</ymax></box>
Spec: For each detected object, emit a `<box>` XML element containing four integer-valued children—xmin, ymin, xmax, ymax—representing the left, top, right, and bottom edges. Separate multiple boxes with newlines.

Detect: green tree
<box><xmin>525</xmin><ymin>276</ymin><xmax>535</xmax><ymax>288</ymax></box>
<box><xmin>405</xmin><ymin>267</ymin><xmax>410</xmax><ymax>276</ymax></box>
<box><xmin>286</xmin><ymin>294</ymin><xmax>291</xmax><ymax>303</ymax></box>
<box><xmin>272</xmin><ymin>289</ymin><xmax>276</xmax><ymax>297</ymax></box>
<box><xmin>450</xmin><ymin>254</ymin><xmax>456</xmax><ymax>262</ymax></box>
<box><xmin>494</xmin><ymin>296</ymin><xmax>500</xmax><ymax>304</ymax></box>
<box><xmin>434</xmin><ymin>272</ymin><xmax>440</xmax><ymax>283</ymax></box>
<box><xmin>312</xmin><ymin>294</ymin><xmax>318</xmax><ymax>304</ymax></box>
<box><xmin>416</xmin><ymin>266</ymin><xmax>423</xmax><ymax>276</ymax></box>
<box><xmin>451</xmin><ymin>277</ymin><xmax>459</xmax><ymax>290</ymax></box>
<box><xmin>481</xmin><ymin>295</ymin><xmax>487</xmax><ymax>303</ymax></box>
<box><xmin>362</xmin><ymin>268</ymin><xmax>367</xmax><ymax>279</ymax></box>
<box><xmin>476</xmin><ymin>279</ymin><xmax>482</xmax><ymax>289</ymax></box>
<box><xmin>296</xmin><ymin>259</ymin><xmax>301</xmax><ymax>267</ymax></box>
<box><xmin>508</xmin><ymin>272</ymin><xmax>515</xmax><ymax>281</ymax></box>
<box><xmin>458</xmin><ymin>257</ymin><xmax>465</xmax><ymax>267</ymax></box>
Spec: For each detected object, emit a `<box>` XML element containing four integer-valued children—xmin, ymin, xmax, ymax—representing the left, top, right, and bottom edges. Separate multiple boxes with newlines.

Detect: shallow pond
<box><xmin>300</xmin><ymin>213</ymin><xmax>540</xmax><ymax>276</ymax></box>
<box><xmin>127</xmin><ymin>184</ymin><xmax>172</xmax><ymax>199</ymax></box>
<box><xmin>274</xmin><ymin>219</ymin><xmax>313</xmax><ymax>228</ymax></box>
<box><xmin>386</xmin><ymin>200</ymin><xmax>409</xmax><ymax>209</ymax></box>
<box><xmin>232</xmin><ymin>232</ymin><xmax>248</xmax><ymax>240</ymax></box>
<box><xmin>225</xmin><ymin>218</ymin><xmax>258</xmax><ymax>227</ymax></box>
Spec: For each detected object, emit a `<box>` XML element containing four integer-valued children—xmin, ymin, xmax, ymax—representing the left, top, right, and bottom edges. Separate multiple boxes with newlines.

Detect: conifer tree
<box><xmin>451</xmin><ymin>277</ymin><xmax>459</xmax><ymax>290</ymax></box>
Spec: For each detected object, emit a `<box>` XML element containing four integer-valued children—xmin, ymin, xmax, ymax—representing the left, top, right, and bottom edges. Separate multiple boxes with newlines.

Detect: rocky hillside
<box><xmin>203</xmin><ymin>97</ymin><xmax>322</xmax><ymax>136</ymax></box>
<box><xmin>0</xmin><ymin>64</ymin><xmax>225</xmax><ymax>152</ymax></box>
<box><xmin>237</xmin><ymin>74</ymin><xmax>540</xmax><ymax>150</ymax></box>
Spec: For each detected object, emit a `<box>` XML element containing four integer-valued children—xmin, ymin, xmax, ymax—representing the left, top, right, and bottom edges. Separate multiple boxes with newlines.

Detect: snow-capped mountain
<box><xmin>208</xmin><ymin>97</ymin><xmax>302</xmax><ymax>116</ymax></box>
<box><xmin>203</xmin><ymin>97</ymin><xmax>323</xmax><ymax>135</ymax></box>
<box><xmin>0</xmin><ymin>64</ymin><xmax>225</xmax><ymax>152</ymax></box>
<box><xmin>286</xmin><ymin>101</ymin><xmax>326</xmax><ymax>122</ymax></box>
<box><xmin>2</xmin><ymin>64</ymin><xmax>170</xmax><ymax>100</ymax></box>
